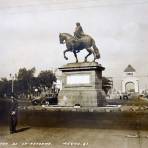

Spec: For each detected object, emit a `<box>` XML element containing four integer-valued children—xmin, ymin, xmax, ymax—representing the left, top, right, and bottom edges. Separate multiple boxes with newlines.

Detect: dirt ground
<box><xmin>1</xmin><ymin>125</ymin><xmax>148</xmax><ymax>148</ymax></box>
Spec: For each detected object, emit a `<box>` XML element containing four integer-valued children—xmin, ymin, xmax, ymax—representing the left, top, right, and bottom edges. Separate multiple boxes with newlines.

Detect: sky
<box><xmin>0</xmin><ymin>0</ymin><xmax>148</xmax><ymax>82</ymax></box>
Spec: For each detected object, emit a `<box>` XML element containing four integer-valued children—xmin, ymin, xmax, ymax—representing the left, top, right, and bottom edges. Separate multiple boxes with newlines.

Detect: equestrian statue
<box><xmin>59</xmin><ymin>22</ymin><xmax>100</xmax><ymax>63</ymax></box>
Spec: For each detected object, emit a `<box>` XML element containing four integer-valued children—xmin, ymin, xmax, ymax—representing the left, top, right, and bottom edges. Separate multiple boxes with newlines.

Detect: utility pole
<box><xmin>10</xmin><ymin>73</ymin><xmax>16</xmax><ymax>94</ymax></box>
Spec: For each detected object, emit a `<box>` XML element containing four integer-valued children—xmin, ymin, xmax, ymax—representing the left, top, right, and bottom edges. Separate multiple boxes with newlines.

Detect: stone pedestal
<box><xmin>58</xmin><ymin>62</ymin><xmax>106</xmax><ymax>107</ymax></box>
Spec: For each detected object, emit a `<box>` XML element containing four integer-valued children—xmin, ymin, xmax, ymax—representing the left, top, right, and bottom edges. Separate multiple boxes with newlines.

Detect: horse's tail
<box><xmin>92</xmin><ymin>39</ymin><xmax>100</xmax><ymax>59</ymax></box>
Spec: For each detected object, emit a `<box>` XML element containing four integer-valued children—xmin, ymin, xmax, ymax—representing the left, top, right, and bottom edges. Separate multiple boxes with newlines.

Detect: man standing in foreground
<box><xmin>9</xmin><ymin>94</ymin><xmax>18</xmax><ymax>134</ymax></box>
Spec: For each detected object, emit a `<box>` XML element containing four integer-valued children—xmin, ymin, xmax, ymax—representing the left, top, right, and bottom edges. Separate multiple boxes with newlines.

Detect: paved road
<box><xmin>0</xmin><ymin>126</ymin><xmax>148</xmax><ymax>148</ymax></box>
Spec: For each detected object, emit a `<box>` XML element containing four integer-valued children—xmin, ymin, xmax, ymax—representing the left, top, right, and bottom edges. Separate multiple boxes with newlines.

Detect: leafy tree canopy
<box><xmin>38</xmin><ymin>70</ymin><xmax>56</xmax><ymax>88</ymax></box>
<box><xmin>17</xmin><ymin>67</ymin><xmax>35</xmax><ymax>80</ymax></box>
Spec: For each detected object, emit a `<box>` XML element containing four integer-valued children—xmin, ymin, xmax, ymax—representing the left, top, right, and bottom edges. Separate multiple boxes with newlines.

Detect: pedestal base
<box><xmin>58</xmin><ymin>62</ymin><xmax>106</xmax><ymax>107</ymax></box>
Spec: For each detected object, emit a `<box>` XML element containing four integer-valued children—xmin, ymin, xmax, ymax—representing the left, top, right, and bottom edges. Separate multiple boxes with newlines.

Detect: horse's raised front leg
<box><xmin>63</xmin><ymin>49</ymin><xmax>70</xmax><ymax>60</ymax></box>
<box><xmin>73</xmin><ymin>51</ymin><xmax>78</xmax><ymax>63</ymax></box>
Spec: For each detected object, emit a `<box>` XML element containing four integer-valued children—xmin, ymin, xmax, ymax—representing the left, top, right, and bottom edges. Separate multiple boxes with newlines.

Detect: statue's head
<box><xmin>76</xmin><ymin>22</ymin><xmax>80</xmax><ymax>26</ymax></box>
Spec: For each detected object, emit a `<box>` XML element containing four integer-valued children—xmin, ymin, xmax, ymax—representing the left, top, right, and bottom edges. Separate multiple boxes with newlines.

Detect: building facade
<box><xmin>121</xmin><ymin>65</ymin><xmax>139</xmax><ymax>93</ymax></box>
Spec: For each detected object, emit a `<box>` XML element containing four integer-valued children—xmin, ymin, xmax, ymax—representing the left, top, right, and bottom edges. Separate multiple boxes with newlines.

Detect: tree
<box><xmin>102</xmin><ymin>77</ymin><xmax>113</xmax><ymax>95</ymax></box>
<box><xmin>0</xmin><ymin>78</ymin><xmax>11</xmax><ymax>97</ymax></box>
<box><xmin>0</xmin><ymin>68</ymin><xmax>57</xmax><ymax>99</ymax></box>
<box><xmin>17</xmin><ymin>67</ymin><xmax>35</xmax><ymax>80</ymax></box>
<box><xmin>38</xmin><ymin>70</ymin><xmax>56</xmax><ymax>89</ymax></box>
<box><xmin>17</xmin><ymin>67</ymin><xmax>36</xmax><ymax>95</ymax></box>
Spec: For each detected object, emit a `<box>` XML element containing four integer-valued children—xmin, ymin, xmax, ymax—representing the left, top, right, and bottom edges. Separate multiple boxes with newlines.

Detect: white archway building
<box><xmin>121</xmin><ymin>65</ymin><xmax>139</xmax><ymax>93</ymax></box>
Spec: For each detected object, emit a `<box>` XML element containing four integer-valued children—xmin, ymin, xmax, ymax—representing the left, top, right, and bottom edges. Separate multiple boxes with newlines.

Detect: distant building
<box><xmin>121</xmin><ymin>65</ymin><xmax>139</xmax><ymax>93</ymax></box>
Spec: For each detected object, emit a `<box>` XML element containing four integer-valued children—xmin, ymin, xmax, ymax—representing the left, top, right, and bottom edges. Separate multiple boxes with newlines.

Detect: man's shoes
<box><xmin>10</xmin><ymin>131</ymin><xmax>14</xmax><ymax>134</ymax></box>
<box><xmin>10</xmin><ymin>130</ymin><xmax>16</xmax><ymax>134</ymax></box>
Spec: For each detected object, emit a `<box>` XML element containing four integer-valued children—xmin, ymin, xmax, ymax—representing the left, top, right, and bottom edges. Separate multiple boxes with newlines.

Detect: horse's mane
<box><xmin>62</xmin><ymin>33</ymin><xmax>73</xmax><ymax>37</ymax></box>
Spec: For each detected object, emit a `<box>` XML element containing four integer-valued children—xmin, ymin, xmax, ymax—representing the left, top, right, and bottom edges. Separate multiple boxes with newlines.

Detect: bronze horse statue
<box><xmin>59</xmin><ymin>33</ymin><xmax>100</xmax><ymax>63</ymax></box>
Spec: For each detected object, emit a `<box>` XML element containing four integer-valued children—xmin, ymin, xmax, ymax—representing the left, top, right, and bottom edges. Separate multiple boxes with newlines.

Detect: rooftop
<box><xmin>124</xmin><ymin>65</ymin><xmax>136</xmax><ymax>72</ymax></box>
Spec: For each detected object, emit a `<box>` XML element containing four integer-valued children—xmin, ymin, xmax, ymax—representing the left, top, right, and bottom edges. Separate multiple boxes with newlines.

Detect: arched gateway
<box><xmin>121</xmin><ymin>65</ymin><xmax>139</xmax><ymax>93</ymax></box>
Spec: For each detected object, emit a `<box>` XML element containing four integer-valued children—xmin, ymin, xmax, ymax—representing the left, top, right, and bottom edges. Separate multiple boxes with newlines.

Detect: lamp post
<box><xmin>10</xmin><ymin>73</ymin><xmax>16</xmax><ymax>94</ymax></box>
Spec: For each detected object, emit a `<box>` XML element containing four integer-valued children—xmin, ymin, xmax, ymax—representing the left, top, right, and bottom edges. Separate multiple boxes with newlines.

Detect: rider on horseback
<box><xmin>59</xmin><ymin>32</ymin><xmax>100</xmax><ymax>63</ymax></box>
<box><xmin>72</xmin><ymin>22</ymin><xmax>84</xmax><ymax>53</ymax></box>
<box><xmin>74</xmin><ymin>22</ymin><xmax>84</xmax><ymax>39</ymax></box>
